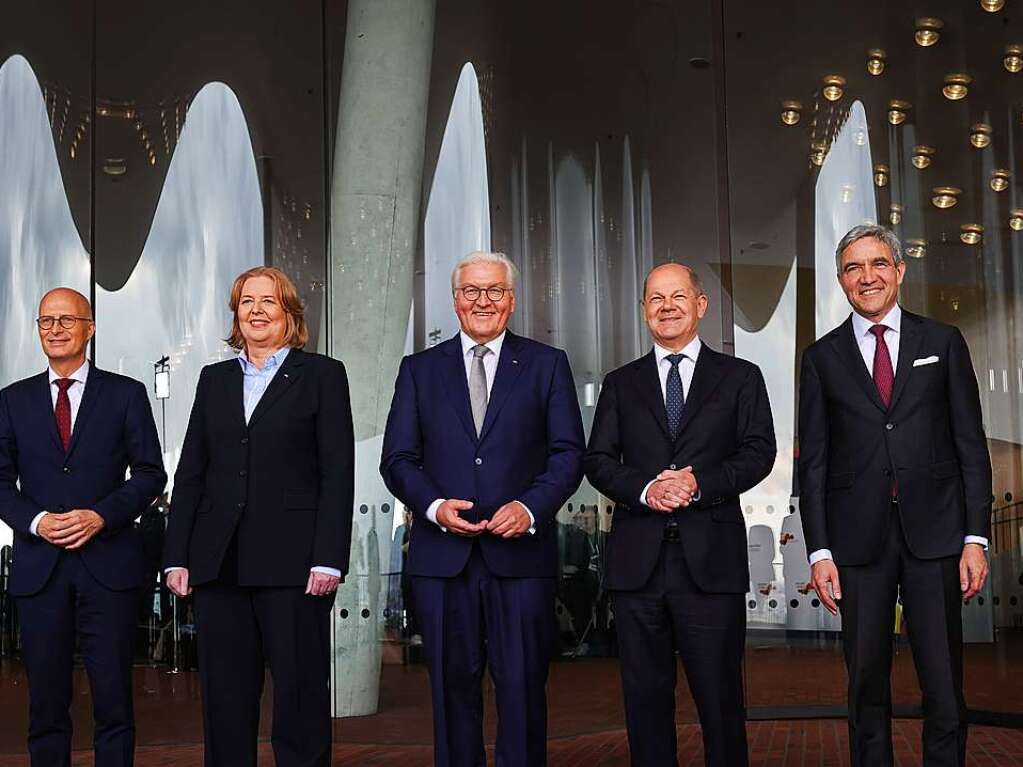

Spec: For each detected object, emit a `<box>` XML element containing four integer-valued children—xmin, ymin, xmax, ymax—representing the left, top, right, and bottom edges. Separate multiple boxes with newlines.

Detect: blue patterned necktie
<box><xmin>666</xmin><ymin>353</ymin><xmax>685</xmax><ymax>439</ymax></box>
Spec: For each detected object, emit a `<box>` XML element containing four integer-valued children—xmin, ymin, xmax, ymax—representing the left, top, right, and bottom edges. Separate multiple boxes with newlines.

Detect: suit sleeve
<box><xmin>93</xmin><ymin>380</ymin><xmax>168</xmax><ymax>532</ymax></box>
<box><xmin>516</xmin><ymin>350</ymin><xmax>585</xmax><ymax>529</ymax></box>
<box><xmin>946</xmin><ymin>328</ymin><xmax>993</xmax><ymax>540</ymax></box>
<box><xmin>583</xmin><ymin>373</ymin><xmax>656</xmax><ymax>509</ymax></box>
<box><xmin>311</xmin><ymin>359</ymin><xmax>355</xmax><ymax>574</ymax></box>
<box><xmin>692</xmin><ymin>363</ymin><xmax>777</xmax><ymax>506</ymax></box>
<box><xmin>0</xmin><ymin>389</ymin><xmax>44</xmax><ymax>535</ymax></box>
<box><xmin>380</xmin><ymin>356</ymin><xmax>445</xmax><ymax>519</ymax></box>
<box><xmin>162</xmin><ymin>368</ymin><xmax>210</xmax><ymax>569</ymax></box>
<box><xmin>797</xmin><ymin>351</ymin><xmax>830</xmax><ymax>555</ymax></box>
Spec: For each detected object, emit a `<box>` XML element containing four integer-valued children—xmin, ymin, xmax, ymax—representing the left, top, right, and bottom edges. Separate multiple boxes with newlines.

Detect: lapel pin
<box><xmin>283</xmin><ymin>373</ymin><xmax>289</xmax><ymax>378</ymax></box>
<box><xmin>512</xmin><ymin>359</ymin><xmax>519</xmax><ymax>365</ymax></box>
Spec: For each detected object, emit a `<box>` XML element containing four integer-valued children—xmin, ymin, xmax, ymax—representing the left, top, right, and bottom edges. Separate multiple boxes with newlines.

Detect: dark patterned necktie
<box><xmin>869</xmin><ymin>325</ymin><xmax>894</xmax><ymax>407</ymax></box>
<box><xmin>666</xmin><ymin>353</ymin><xmax>686</xmax><ymax>439</ymax></box>
<box><xmin>54</xmin><ymin>378</ymin><xmax>74</xmax><ymax>451</ymax></box>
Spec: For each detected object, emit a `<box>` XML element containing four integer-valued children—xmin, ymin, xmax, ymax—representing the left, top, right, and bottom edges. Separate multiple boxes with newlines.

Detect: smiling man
<box><xmin>381</xmin><ymin>251</ymin><xmax>584</xmax><ymax>767</ymax></box>
<box><xmin>798</xmin><ymin>225</ymin><xmax>991</xmax><ymax>766</ymax></box>
<box><xmin>584</xmin><ymin>263</ymin><xmax>776</xmax><ymax>767</ymax></box>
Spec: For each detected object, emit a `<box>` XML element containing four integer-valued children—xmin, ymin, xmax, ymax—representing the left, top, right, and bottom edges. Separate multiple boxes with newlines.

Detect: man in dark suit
<box><xmin>585</xmin><ymin>263</ymin><xmax>776</xmax><ymax>767</ymax></box>
<box><xmin>799</xmin><ymin>225</ymin><xmax>991</xmax><ymax>767</ymax></box>
<box><xmin>381</xmin><ymin>251</ymin><xmax>585</xmax><ymax>766</ymax></box>
<box><xmin>0</xmin><ymin>287</ymin><xmax>167</xmax><ymax>766</ymax></box>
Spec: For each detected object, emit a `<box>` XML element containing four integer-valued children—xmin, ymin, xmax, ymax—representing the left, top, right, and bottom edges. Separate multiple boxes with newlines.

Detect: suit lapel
<box><xmin>34</xmin><ymin>372</ymin><xmax>63</xmax><ymax>452</ymax></box>
<box><xmin>247</xmin><ymin>349</ymin><xmax>304</xmax><ymax>429</ymax></box>
<box><xmin>888</xmin><ymin>311</ymin><xmax>924</xmax><ymax>413</ymax></box>
<box><xmin>631</xmin><ymin>352</ymin><xmax>671</xmax><ymax>440</ymax></box>
<box><xmin>675</xmin><ymin>346</ymin><xmax>724</xmax><ymax>438</ymax></box>
<box><xmin>441</xmin><ymin>335</ymin><xmax>478</xmax><ymax>442</ymax></box>
<box><xmin>66</xmin><ymin>368</ymin><xmax>105</xmax><ymax>457</ymax></box>
<box><xmin>223</xmin><ymin>360</ymin><xmax>247</xmax><ymax>431</ymax></box>
<box><xmin>827</xmin><ymin>317</ymin><xmax>887</xmax><ymax>413</ymax></box>
<box><xmin>478</xmin><ymin>332</ymin><xmax>526</xmax><ymax>443</ymax></box>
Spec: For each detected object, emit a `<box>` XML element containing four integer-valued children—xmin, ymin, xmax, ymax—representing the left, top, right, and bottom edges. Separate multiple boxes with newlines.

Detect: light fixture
<box><xmin>841</xmin><ymin>184</ymin><xmax>855</xmax><ymax>203</ymax></box>
<box><xmin>822</xmin><ymin>75</ymin><xmax>846</xmax><ymax>101</ymax></box>
<box><xmin>981</xmin><ymin>0</ymin><xmax>1005</xmax><ymax>11</ymax></box>
<box><xmin>970</xmin><ymin>123</ymin><xmax>993</xmax><ymax>148</ymax></box>
<box><xmin>889</xmin><ymin>203</ymin><xmax>903</xmax><ymax>225</ymax></box>
<box><xmin>905</xmin><ymin>239</ymin><xmax>927</xmax><ymax>258</ymax></box>
<box><xmin>911</xmin><ymin>145</ymin><xmax>935</xmax><ymax>169</ymax></box>
<box><xmin>854</xmin><ymin>127</ymin><xmax>868</xmax><ymax>146</ymax></box>
<box><xmin>1006</xmin><ymin>45</ymin><xmax>1023</xmax><ymax>73</ymax></box>
<box><xmin>867</xmin><ymin>49</ymin><xmax>886</xmax><ymax>76</ymax></box>
<box><xmin>960</xmin><ymin>223</ymin><xmax>983</xmax><ymax>245</ymax></box>
<box><xmin>781</xmin><ymin>100</ymin><xmax>802</xmax><ymax>126</ymax></box>
<box><xmin>874</xmin><ymin>164</ymin><xmax>889</xmax><ymax>187</ymax></box>
<box><xmin>931</xmin><ymin>186</ymin><xmax>961</xmax><ymax>209</ymax></box>
<box><xmin>888</xmin><ymin>99</ymin><xmax>911</xmax><ymax>125</ymax></box>
<box><xmin>942</xmin><ymin>73</ymin><xmax>972</xmax><ymax>100</ymax></box>
<box><xmin>915</xmin><ymin>17</ymin><xmax>943</xmax><ymax>47</ymax></box>
<box><xmin>810</xmin><ymin>141</ymin><xmax>827</xmax><ymax>167</ymax></box>
<box><xmin>1010</xmin><ymin>209</ymin><xmax>1023</xmax><ymax>231</ymax></box>
<box><xmin>991</xmin><ymin>169</ymin><xmax>1011</xmax><ymax>191</ymax></box>
<box><xmin>102</xmin><ymin>158</ymin><xmax>126</xmax><ymax>177</ymax></box>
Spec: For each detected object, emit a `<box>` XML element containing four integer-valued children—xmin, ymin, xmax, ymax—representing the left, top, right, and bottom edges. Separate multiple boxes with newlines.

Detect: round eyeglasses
<box><xmin>36</xmin><ymin>315</ymin><xmax>93</xmax><ymax>330</ymax></box>
<box><xmin>456</xmin><ymin>286</ymin><xmax>511</xmax><ymax>302</ymax></box>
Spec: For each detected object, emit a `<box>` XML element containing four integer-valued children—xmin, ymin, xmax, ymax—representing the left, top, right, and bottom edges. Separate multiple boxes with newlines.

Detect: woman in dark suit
<box><xmin>163</xmin><ymin>266</ymin><xmax>354</xmax><ymax>767</ymax></box>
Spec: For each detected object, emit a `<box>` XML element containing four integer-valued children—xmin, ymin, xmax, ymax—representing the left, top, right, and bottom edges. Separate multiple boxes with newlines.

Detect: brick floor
<box><xmin>0</xmin><ymin>721</ymin><xmax>1019</xmax><ymax>766</ymax></box>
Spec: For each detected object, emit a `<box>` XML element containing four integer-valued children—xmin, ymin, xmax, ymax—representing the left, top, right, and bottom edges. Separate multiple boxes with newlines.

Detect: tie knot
<box><xmin>55</xmin><ymin>378</ymin><xmax>75</xmax><ymax>393</ymax></box>
<box><xmin>666</xmin><ymin>353</ymin><xmax>685</xmax><ymax>367</ymax></box>
<box><xmin>869</xmin><ymin>324</ymin><xmax>888</xmax><ymax>339</ymax></box>
<box><xmin>472</xmin><ymin>344</ymin><xmax>491</xmax><ymax>359</ymax></box>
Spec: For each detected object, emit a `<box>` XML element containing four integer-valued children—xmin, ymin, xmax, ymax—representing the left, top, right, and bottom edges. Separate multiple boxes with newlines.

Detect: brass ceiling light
<box><xmin>810</xmin><ymin>141</ymin><xmax>828</xmax><ymax>167</ymax></box>
<box><xmin>991</xmin><ymin>169</ymin><xmax>1011</xmax><ymax>191</ymax></box>
<box><xmin>822</xmin><ymin>75</ymin><xmax>846</xmax><ymax>101</ymax></box>
<box><xmin>931</xmin><ymin>186</ymin><xmax>961</xmax><ymax>208</ymax></box>
<box><xmin>1005</xmin><ymin>45</ymin><xmax>1023</xmax><ymax>73</ymax></box>
<box><xmin>970</xmin><ymin>122</ymin><xmax>993</xmax><ymax>148</ymax></box>
<box><xmin>874</xmin><ymin>163</ymin><xmax>889</xmax><ymax>187</ymax></box>
<box><xmin>905</xmin><ymin>239</ymin><xmax>927</xmax><ymax>258</ymax></box>
<box><xmin>889</xmin><ymin>203</ymin><xmax>903</xmax><ymax>226</ymax></box>
<box><xmin>942</xmin><ymin>73</ymin><xmax>972</xmax><ymax>100</ymax></box>
<box><xmin>888</xmin><ymin>99</ymin><xmax>911</xmax><ymax>125</ymax></box>
<box><xmin>866</xmin><ymin>48</ymin><xmax>886</xmax><ymax>76</ymax></box>
<box><xmin>1010</xmin><ymin>209</ymin><xmax>1023</xmax><ymax>231</ymax></box>
<box><xmin>915</xmin><ymin>17</ymin><xmax>943</xmax><ymax>47</ymax></box>
<box><xmin>960</xmin><ymin>223</ymin><xmax>983</xmax><ymax>245</ymax></box>
<box><xmin>781</xmin><ymin>100</ymin><xmax>802</xmax><ymax>126</ymax></box>
<box><xmin>981</xmin><ymin>0</ymin><xmax>1005</xmax><ymax>11</ymax></box>
<box><xmin>911</xmin><ymin>145</ymin><xmax>935</xmax><ymax>169</ymax></box>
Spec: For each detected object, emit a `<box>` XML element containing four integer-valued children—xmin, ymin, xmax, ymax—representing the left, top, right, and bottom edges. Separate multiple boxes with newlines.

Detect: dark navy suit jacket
<box><xmin>0</xmin><ymin>366</ymin><xmax>167</xmax><ymax>596</ymax></box>
<box><xmin>380</xmin><ymin>331</ymin><xmax>585</xmax><ymax>578</ymax></box>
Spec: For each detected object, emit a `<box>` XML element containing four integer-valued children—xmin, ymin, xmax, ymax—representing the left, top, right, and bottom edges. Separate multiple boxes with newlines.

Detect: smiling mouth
<box><xmin>859</xmin><ymin>287</ymin><xmax>884</xmax><ymax>296</ymax></box>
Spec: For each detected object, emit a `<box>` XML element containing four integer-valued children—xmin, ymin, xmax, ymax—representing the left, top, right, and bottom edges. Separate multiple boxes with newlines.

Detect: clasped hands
<box><xmin>646</xmin><ymin>466</ymin><xmax>698</xmax><ymax>513</ymax></box>
<box><xmin>436</xmin><ymin>499</ymin><xmax>531</xmax><ymax>538</ymax></box>
<box><xmin>37</xmin><ymin>509</ymin><xmax>105</xmax><ymax>550</ymax></box>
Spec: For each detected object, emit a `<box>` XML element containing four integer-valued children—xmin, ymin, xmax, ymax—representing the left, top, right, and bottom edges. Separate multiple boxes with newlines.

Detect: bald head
<box><xmin>37</xmin><ymin>287</ymin><xmax>94</xmax><ymax>374</ymax></box>
<box><xmin>39</xmin><ymin>287</ymin><xmax>91</xmax><ymax>318</ymax></box>
<box><xmin>642</xmin><ymin>263</ymin><xmax>703</xmax><ymax>302</ymax></box>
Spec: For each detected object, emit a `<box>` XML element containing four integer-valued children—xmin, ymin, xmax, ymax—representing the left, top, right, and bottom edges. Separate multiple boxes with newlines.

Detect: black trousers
<box><xmin>839</xmin><ymin>509</ymin><xmax>966</xmax><ymax>767</ymax></box>
<box><xmin>613</xmin><ymin>541</ymin><xmax>747</xmax><ymax>767</ymax></box>
<box><xmin>17</xmin><ymin>551</ymin><xmax>137</xmax><ymax>767</ymax></box>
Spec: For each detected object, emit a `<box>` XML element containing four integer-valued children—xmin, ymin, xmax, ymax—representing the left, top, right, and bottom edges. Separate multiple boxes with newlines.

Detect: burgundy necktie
<box><xmin>54</xmin><ymin>379</ymin><xmax>74</xmax><ymax>451</ymax></box>
<box><xmin>869</xmin><ymin>325</ymin><xmax>894</xmax><ymax>407</ymax></box>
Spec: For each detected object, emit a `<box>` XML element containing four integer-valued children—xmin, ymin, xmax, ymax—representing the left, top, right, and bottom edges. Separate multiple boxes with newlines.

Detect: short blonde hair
<box><xmin>226</xmin><ymin>266</ymin><xmax>308</xmax><ymax>350</ymax></box>
<box><xmin>450</xmin><ymin>251</ymin><xmax>519</xmax><ymax>292</ymax></box>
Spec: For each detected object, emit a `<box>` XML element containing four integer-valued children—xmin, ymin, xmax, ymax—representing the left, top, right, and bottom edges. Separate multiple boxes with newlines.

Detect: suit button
<box><xmin>475</xmin><ymin>457</ymin><xmax>483</xmax><ymax>466</ymax></box>
<box><xmin>57</xmin><ymin>505</ymin><xmax>66</xmax><ymax>513</ymax></box>
<box><xmin>240</xmin><ymin>437</ymin><xmax>249</xmax><ymax>445</ymax></box>
<box><xmin>239</xmin><ymin>469</ymin><xmax>247</xmax><ymax>477</ymax></box>
<box><xmin>885</xmin><ymin>423</ymin><xmax>894</xmax><ymax>431</ymax></box>
<box><xmin>237</xmin><ymin>502</ymin><xmax>245</xmax><ymax>509</ymax></box>
<box><xmin>883</xmin><ymin>468</ymin><xmax>891</xmax><ymax>477</ymax></box>
<box><xmin>669</xmin><ymin>464</ymin><xmax>677</xmax><ymax>470</ymax></box>
<box><xmin>62</xmin><ymin>466</ymin><xmax>70</xmax><ymax>474</ymax></box>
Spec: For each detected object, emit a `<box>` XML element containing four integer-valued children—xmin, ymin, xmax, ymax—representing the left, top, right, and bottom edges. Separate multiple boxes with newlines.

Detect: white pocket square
<box><xmin>913</xmin><ymin>355</ymin><xmax>939</xmax><ymax>367</ymax></box>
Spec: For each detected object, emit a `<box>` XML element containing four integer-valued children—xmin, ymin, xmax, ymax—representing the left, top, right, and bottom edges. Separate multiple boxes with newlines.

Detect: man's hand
<box><xmin>166</xmin><ymin>569</ymin><xmax>192</xmax><ymax>597</ymax></box>
<box><xmin>436</xmin><ymin>499</ymin><xmax>486</xmax><ymax>537</ymax></box>
<box><xmin>306</xmin><ymin>571</ymin><xmax>341</xmax><ymax>596</ymax></box>
<box><xmin>39</xmin><ymin>509</ymin><xmax>105</xmax><ymax>550</ymax></box>
<box><xmin>960</xmin><ymin>543</ymin><xmax>988</xmax><ymax>603</ymax></box>
<box><xmin>646</xmin><ymin>480</ymin><xmax>688</xmax><ymax>512</ymax></box>
<box><xmin>810</xmin><ymin>559</ymin><xmax>842</xmax><ymax>615</ymax></box>
<box><xmin>487</xmin><ymin>501</ymin><xmax>531</xmax><ymax>538</ymax></box>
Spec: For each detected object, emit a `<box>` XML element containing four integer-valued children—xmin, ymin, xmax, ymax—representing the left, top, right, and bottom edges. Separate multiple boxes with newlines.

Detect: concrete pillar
<box><xmin>327</xmin><ymin>0</ymin><xmax>435</xmax><ymax>717</ymax></box>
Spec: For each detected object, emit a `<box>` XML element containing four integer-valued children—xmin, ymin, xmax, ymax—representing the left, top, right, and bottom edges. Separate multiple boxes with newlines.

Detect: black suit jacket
<box><xmin>797</xmin><ymin>310</ymin><xmax>992</xmax><ymax>566</ymax></box>
<box><xmin>584</xmin><ymin>345</ymin><xmax>776</xmax><ymax>594</ymax></box>
<box><xmin>0</xmin><ymin>367</ymin><xmax>167</xmax><ymax>596</ymax></box>
<box><xmin>162</xmin><ymin>349</ymin><xmax>355</xmax><ymax>586</ymax></box>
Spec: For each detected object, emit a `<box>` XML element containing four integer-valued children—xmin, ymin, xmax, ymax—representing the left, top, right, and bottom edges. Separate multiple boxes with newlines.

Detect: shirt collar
<box><xmin>653</xmin><ymin>336</ymin><xmax>702</xmax><ymax>365</ymax></box>
<box><xmin>238</xmin><ymin>346</ymin><xmax>290</xmax><ymax>374</ymax></box>
<box><xmin>851</xmin><ymin>303</ymin><xmax>902</xmax><ymax>339</ymax></box>
<box><xmin>460</xmin><ymin>330</ymin><xmax>506</xmax><ymax>359</ymax></box>
<box><xmin>48</xmin><ymin>360</ymin><xmax>89</xmax><ymax>386</ymax></box>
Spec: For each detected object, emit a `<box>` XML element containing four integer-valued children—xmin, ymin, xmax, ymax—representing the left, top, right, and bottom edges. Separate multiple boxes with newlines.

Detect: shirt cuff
<box><xmin>640</xmin><ymin>480</ymin><xmax>657</xmax><ymax>507</ymax></box>
<box><xmin>808</xmin><ymin>548</ymin><xmax>833</xmax><ymax>566</ymax></box>
<box><xmin>311</xmin><ymin>566</ymin><xmax>342</xmax><ymax>577</ymax></box>
<box><xmin>426</xmin><ymin>498</ymin><xmax>447</xmax><ymax>531</ymax></box>
<box><xmin>964</xmin><ymin>536</ymin><xmax>988</xmax><ymax>550</ymax></box>
<box><xmin>515</xmin><ymin>501</ymin><xmax>536</xmax><ymax>535</ymax></box>
<box><xmin>29</xmin><ymin>511</ymin><xmax>47</xmax><ymax>537</ymax></box>
<box><xmin>164</xmin><ymin>567</ymin><xmax>186</xmax><ymax>574</ymax></box>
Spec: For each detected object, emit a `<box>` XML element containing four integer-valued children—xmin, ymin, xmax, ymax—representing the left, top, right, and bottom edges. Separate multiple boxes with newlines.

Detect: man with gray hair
<box><xmin>381</xmin><ymin>250</ymin><xmax>585</xmax><ymax>766</ymax></box>
<box><xmin>799</xmin><ymin>225</ymin><xmax>991</xmax><ymax>766</ymax></box>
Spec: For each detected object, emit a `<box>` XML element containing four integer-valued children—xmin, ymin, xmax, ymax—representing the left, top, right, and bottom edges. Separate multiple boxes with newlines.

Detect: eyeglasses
<box><xmin>36</xmin><ymin>315</ymin><xmax>93</xmax><ymax>330</ymax></box>
<box><xmin>456</xmin><ymin>286</ymin><xmax>511</xmax><ymax>302</ymax></box>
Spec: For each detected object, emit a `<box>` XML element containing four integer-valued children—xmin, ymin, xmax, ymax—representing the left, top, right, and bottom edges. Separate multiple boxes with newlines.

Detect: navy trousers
<box><xmin>17</xmin><ymin>551</ymin><xmax>138</xmax><ymax>767</ymax></box>
<box><xmin>412</xmin><ymin>544</ymin><xmax>555</xmax><ymax>767</ymax></box>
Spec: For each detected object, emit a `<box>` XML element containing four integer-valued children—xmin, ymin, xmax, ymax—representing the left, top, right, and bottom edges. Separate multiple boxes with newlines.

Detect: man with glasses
<box><xmin>381</xmin><ymin>251</ymin><xmax>584</xmax><ymax>766</ymax></box>
<box><xmin>0</xmin><ymin>288</ymin><xmax>166</xmax><ymax>766</ymax></box>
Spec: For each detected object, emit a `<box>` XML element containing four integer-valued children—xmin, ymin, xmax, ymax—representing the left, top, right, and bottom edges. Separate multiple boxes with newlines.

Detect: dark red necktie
<box><xmin>54</xmin><ymin>379</ymin><xmax>74</xmax><ymax>451</ymax></box>
<box><xmin>869</xmin><ymin>325</ymin><xmax>894</xmax><ymax>407</ymax></box>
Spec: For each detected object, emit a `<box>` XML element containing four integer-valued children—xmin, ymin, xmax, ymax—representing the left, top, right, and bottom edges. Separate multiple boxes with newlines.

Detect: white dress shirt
<box><xmin>426</xmin><ymin>331</ymin><xmax>536</xmax><ymax>533</ymax></box>
<box><xmin>809</xmin><ymin>305</ymin><xmax>987</xmax><ymax>565</ymax></box>
<box><xmin>30</xmin><ymin>361</ymin><xmax>90</xmax><ymax>536</ymax></box>
<box><xmin>640</xmin><ymin>337</ymin><xmax>702</xmax><ymax>507</ymax></box>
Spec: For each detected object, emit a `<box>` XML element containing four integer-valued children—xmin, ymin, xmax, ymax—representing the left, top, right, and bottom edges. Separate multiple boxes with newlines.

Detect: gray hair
<box><xmin>450</xmin><ymin>251</ymin><xmax>519</xmax><ymax>291</ymax></box>
<box><xmin>835</xmin><ymin>224</ymin><xmax>903</xmax><ymax>270</ymax></box>
<box><xmin>641</xmin><ymin>263</ymin><xmax>704</xmax><ymax>301</ymax></box>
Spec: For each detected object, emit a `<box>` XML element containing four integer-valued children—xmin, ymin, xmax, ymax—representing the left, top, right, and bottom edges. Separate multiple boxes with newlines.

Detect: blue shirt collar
<box><xmin>238</xmin><ymin>346</ymin><xmax>290</xmax><ymax>374</ymax></box>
